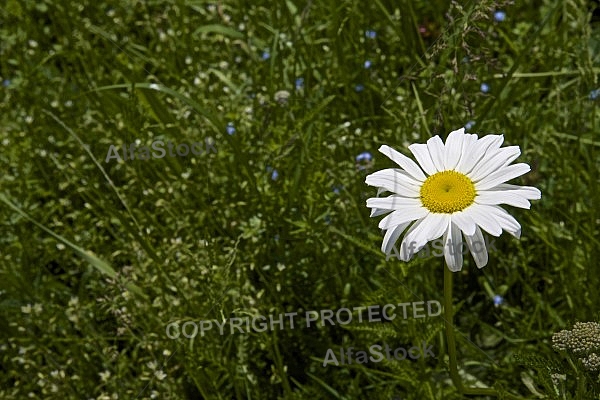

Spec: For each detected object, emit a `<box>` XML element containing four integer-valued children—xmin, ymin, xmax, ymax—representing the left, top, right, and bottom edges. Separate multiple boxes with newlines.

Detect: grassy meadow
<box><xmin>1</xmin><ymin>0</ymin><xmax>600</xmax><ymax>398</ymax></box>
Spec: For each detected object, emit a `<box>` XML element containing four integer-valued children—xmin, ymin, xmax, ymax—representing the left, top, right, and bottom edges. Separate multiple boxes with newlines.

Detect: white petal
<box><xmin>443</xmin><ymin>221</ymin><xmax>463</xmax><ymax>272</ymax></box>
<box><xmin>469</xmin><ymin>146</ymin><xmax>521</xmax><ymax>182</ymax></box>
<box><xmin>367</xmin><ymin>196</ymin><xmax>421</xmax><ymax>210</ymax></box>
<box><xmin>464</xmin><ymin>226</ymin><xmax>488</xmax><ymax>268</ymax></box>
<box><xmin>471</xmin><ymin>204</ymin><xmax>522</xmax><ymax>238</ymax></box>
<box><xmin>426</xmin><ymin>136</ymin><xmax>446</xmax><ymax>172</ymax></box>
<box><xmin>479</xmin><ymin>134</ymin><xmax>505</xmax><ymax>152</ymax></box>
<box><xmin>451</xmin><ymin>209</ymin><xmax>477</xmax><ymax>236</ymax></box>
<box><xmin>487</xmin><ymin>184</ymin><xmax>541</xmax><ymax>200</ymax></box>
<box><xmin>381</xmin><ymin>222</ymin><xmax>410</xmax><ymax>255</ymax></box>
<box><xmin>485</xmin><ymin>205</ymin><xmax>522</xmax><ymax>238</ymax></box>
<box><xmin>425</xmin><ymin>213</ymin><xmax>452</xmax><ymax>241</ymax></box>
<box><xmin>475</xmin><ymin>190</ymin><xmax>532</xmax><ymax>209</ymax></box>
<box><xmin>365</xmin><ymin>169</ymin><xmax>421</xmax><ymax>196</ymax></box>
<box><xmin>475</xmin><ymin>163</ymin><xmax>531</xmax><ymax>191</ymax></box>
<box><xmin>500</xmin><ymin>147</ymin><xmax>522</xmax><ymax>167</ymax></box>
<box><xmin>459</xmin><ymin>134</ymin><xmax>504</xmax><ymax>175</ymax></box>
<box><xmin>399</xmin><ymin>213</ymin><xmax>450</xmax><ymax>261</ymax></box>
<box><xmin>444</xmin><ymin>128</ymin><xmax>465</xmax><ymax>170</ymax></box>
<box><xmin>408</xmin><ymin>143</ymin><xmax>437</xmax><ymax>175</ymax></box>
<box><xmin>455</xmin><ymin>134</ymin><xmax>479</xmax><ymax>173</ymax></box>
<box><xmin>466</xmin><ymin>204</ymin><xmax>503</xmax><ymax>236</ymax></box>
<box><xmin>379</xmin><ymin>207</ymin><xmax>429</xmax><ymax>230</ymax></box>
<box><xmin>378</xmin><ymin>145</ymin><xmax>427</xmax><ymax>182</ymax></box>
<box><xmin>370</xmin><ymin>208</ymin><xmax>393</xmax><ymax>218</ymax></box>
<box><xmin>397</xmin><ymin>219</ymin><xmax>426</xmax><ymax>261</ymax></box>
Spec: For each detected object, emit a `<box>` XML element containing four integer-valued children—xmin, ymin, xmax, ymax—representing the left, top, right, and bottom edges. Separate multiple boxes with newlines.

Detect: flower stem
<box><xmin>443</xmin><ymin>265</ymin><xmax>524</xmax><ymax>399</ymax></box>
<box><xmin>444</xmin><ymin>265</ymin><xmax>464</xmax><ymax>391</ymax></box>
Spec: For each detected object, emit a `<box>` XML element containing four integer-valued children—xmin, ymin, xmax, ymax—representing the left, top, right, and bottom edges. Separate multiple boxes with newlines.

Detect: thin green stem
<box><xmin>444</xmin><ymin>265</ymin><xmax>525</xmax><ymax>399</ymax></box>
<box><xmin>444</xmin><ymin>265</ymin><xmax>464</xmax><ymax>391</ymax></box>
<box><xmin>492</xmin><ymin>68</ymin><xmax>600</xmax><ymax>79</ymax></box>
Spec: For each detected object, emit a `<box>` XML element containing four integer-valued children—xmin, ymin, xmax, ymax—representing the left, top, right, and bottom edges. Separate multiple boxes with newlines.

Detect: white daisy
<box><xmin>365</xmin><ymin>128</ymin><xmax>541</xmax><ymax>271</ymax></box>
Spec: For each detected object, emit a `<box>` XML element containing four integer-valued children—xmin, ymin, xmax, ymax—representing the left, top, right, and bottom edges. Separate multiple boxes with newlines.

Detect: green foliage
<box><xmin>514</xmin><ymin>321</ymin><xmax>600</xmax><ymax>399</ymax></box>
<box><xmin>1</xmin><ymin>0</ymin><xmax>600</xmax><ymax>398</ymax></box>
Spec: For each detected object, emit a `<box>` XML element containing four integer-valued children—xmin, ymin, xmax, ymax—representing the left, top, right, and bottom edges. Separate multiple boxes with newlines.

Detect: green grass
<box><xmin>1</xmin><ymin>0</ymin><xmax>599</xmax><ymax>398</ymax></box>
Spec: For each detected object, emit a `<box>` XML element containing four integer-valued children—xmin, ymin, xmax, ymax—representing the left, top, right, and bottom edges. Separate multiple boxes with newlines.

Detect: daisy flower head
<box><xmin>365</xmin><ymin>128</ymin><xmax>541</xmax><ymax>272</ymax></box>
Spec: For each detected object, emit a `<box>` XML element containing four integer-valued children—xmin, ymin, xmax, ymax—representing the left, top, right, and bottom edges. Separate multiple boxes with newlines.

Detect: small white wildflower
<box><xmin>274</xmin><ymin>90</ymin><xmax>290</xmax><ymax>105</ymax></box>
<box><xmin>99</xmin><ymin>370</ymin><xmax>111</xmax><ymax>382</ymax></box>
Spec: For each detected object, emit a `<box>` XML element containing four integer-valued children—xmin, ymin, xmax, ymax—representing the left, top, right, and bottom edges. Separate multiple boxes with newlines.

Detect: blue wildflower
<box><xmin>356</xmin><ymin>152</ymin><xmax>374</xmax><ymax>170</ymax></box>
<box><xmin>364</xmin><ymin>60</ymin><xmax>372</xmax><ymax>69</ymax></box>
<box><xmin>261</xmin><ymin>51</ymin><xmax>270</xmax><ymax>60</ymax></box>
<box><xmin>266</xmin><ymin>166</ymin><xmax>279</xmax><ymax>180</ymax></box>
<box><xmin>226</xmin><ymin>123</ymin><xmax>235</xmax><ymax>135</ymax></box>
<box><xmin>332</xmin><ymin>185</ymin><xmax>344</xmax><ymax>195</ymax></box>
<box><xmin>295</xmin><ymin>77</ymin><xmax>304</xmax><ymax>90</ymax></box>
<box><xmin>2</xmin><ymin>79</ymin><xmax>10</xmax><ymax>87</ymax></box>
<box><xmin>493</xmin><ymin>295</ymin><xmax>504</xmax><ymax>307</ymax></box>
<box><xmin>589</xmin><ymin>89</ymin><xmax>600</xmax><ymax>100</ymax></box>
<box><xmin>480</xmin><ymin>83</ymin><xmax>490</xmax><ymax>93</ymax></box>
<box><xmin>356</xmin><ymin>152</ymin><xmax>373</xmax><ymax>162</ymax></box>
<box><xmin>494</xmin><ymin>11</ymin><xmax>506</xmax><ymax>22</ymax></box>
<box><xmin>465</xmin><ymin>120</ymin><xmax>476</xmax><ymax>130</ymax></box>
<box><xmin>354</xmin><ymin>84</ymin><xmax>365</xmax><ymax>92</ymax></box>
<box><xmin>365</xmin><ymin>30</ymin><xmax>376</xmax><ymax>39</ymax></box>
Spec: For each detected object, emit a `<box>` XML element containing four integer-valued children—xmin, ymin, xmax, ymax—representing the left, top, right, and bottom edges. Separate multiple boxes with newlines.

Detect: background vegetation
<box><xmin>1</xmin><ymin>0</ymin><xmax>599</xmax><ymax>398</ymax></box>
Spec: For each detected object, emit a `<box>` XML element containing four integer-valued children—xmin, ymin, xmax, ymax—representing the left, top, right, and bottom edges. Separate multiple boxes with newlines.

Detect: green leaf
<box><xmin>89</xmin><ymin>83</ymin><xmax>223</xmax><ymax>135</ymax></box>
<box><xmin>193</xmin><ymin>24</ymin><xmax>244</xmax><ymax>39</ymax></box>
<box><xmin>0</xmin><ymin>193</ymin><xmax>147</xmax><ymax>299</ymax></box>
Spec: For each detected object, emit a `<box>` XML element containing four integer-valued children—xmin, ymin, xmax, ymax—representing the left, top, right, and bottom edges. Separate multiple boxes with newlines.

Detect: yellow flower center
<box><xmin>420</xmin><ymin>170</ymin><xmax>476</xmax><ymax>213</ymax></box>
